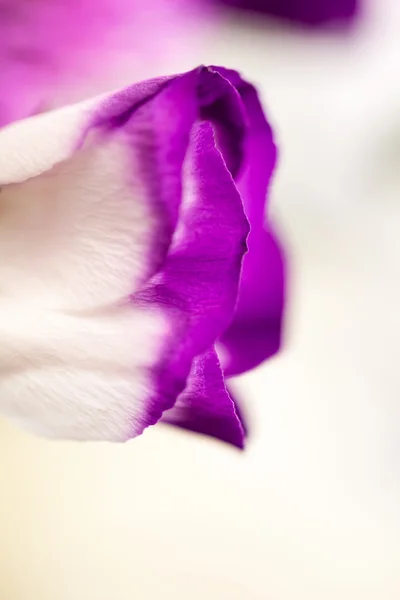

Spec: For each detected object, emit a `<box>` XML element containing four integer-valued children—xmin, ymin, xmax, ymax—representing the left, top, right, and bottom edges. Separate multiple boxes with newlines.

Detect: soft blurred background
<box><xmin>1</xmin><ymin>0</ymin><xmax>400</xmax><ymax>598</ymax></box>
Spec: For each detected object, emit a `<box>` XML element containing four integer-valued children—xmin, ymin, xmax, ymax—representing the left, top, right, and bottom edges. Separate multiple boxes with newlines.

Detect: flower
<box><xmin>0</xmin><ymin>0</ymin><xmax>204</xmax><ymax>127</ymax></box>
<box><xmin>217</xmin><ymin>0</ymin><xmax>359</xmax><ymax>26</ymax></box>
<box><xmin>0</xmin><ymin>65</ymin><xmax>284</xmax><ymax>448</ymax></box>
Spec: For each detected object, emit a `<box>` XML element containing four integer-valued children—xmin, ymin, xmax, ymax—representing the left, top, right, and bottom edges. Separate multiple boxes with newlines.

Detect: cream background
<box><xmin>1</xmin><ymin>0</ymin><xmax>400</xmax><ymax>598</ymax></box>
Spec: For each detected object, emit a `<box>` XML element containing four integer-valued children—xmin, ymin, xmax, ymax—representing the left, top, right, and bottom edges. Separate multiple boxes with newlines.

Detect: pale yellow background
<box><xmin>1</xmin><ymin>1</ymin><xmax>400</xmax><ymax>598</ymax></box>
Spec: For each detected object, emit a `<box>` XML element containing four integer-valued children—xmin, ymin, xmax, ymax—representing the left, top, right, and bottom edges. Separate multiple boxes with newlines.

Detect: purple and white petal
<box><xmin>217</xmin><ymin>0</ymin><xmax>359</xmax><ymax>26</ymax></box>
<box><xmin>0</xmin><ymin>66</ymin><xmax>250</xmax><ymax>442</ymax></box>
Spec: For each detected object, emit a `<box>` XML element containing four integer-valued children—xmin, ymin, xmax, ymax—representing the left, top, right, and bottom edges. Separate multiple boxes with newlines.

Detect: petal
<box><xmin>218</xmin><ymin>0</ymin><xmax>359</xmax><ymax>26</ymax></box>
<box><xmin>214</xmin><ymin>68</ymin><xmax>286</xmax><ymax>376</ymax></box>
<box><xmin>162</xmin><ymin>348</ymin><xmax>245</xmax><ymax>448</ymax></box>
<box><xmin>0</xmin><ymin>67</ymin><xmax>249</xmax><ymax>441</ymax></box>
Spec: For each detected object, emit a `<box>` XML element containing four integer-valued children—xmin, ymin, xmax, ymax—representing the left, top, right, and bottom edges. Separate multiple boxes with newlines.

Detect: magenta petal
<box><xmin>162</xmin><ymin>348</ymin><xmax>245</xmax><ymax>449</ymax></box>
<box><xmin>213</xmin><ymin>68</ymin><xmax>285</xmax><ymax>376</ymax></box>
<box><xmin>218</xmin><ymin>0</ymin><xmax>359</xmax><ymax>26</ymax></box>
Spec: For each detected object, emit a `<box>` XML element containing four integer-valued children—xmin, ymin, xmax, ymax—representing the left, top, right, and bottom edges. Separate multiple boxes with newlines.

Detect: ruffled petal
<box><xmin>0</xmin><ymin>66</ymin><xmax>250</xmax><ymax>442</ymax></box>
<box><xmin>214</xmin><ymin>67</ymin><xmax>285</xmax><ymax>376</ymax></box>
<box><xmin>162</xmin><ymin>348</ymin><xmax>245</xmax><ymax>449</ymax></box>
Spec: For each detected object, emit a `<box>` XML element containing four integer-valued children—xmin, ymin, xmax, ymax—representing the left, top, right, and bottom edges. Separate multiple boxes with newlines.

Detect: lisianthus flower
<box><xmin>0</xmin><ymin>0</ymin><xmax>204</xmax><ymax>127</ymax></box>
<box><xmin>0</xmin><ymin>66</ymin><xmax>284</xmax><ymax>448</ymax></box>
<box><xmin>218</xmin><ymin>0</ymin><xmax>358</xmax><ymax>26</ymax></box>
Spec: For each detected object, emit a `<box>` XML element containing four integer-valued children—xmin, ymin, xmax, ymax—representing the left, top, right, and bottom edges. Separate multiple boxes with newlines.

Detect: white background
<box><xmin>1</xmin><ymin>0</ymin><xmax>400</xmax><ymax>598</ymax></box>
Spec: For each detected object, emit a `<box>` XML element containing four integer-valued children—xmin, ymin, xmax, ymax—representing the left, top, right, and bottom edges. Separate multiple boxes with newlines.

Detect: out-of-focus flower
<box><xmin>218</xmin><ymin>0</ymin><xmax>358</xmax><ymax>26</ymax></box>
<box><xmin>0</xmin><ymin>66</ymin><xmax>284</xmax><ymax>448</ymax></box>
<box><xmin>0</xmin><ymin>0</ymin><xmax>204</xmax><ymax>127</ymax></box>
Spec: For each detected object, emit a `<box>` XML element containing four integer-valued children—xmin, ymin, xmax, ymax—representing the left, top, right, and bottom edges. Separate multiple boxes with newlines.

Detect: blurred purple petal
<box><xmin>0</xmin><ymin>0</ymin><xmax>203</xmax><ymax>127</ymax></box>
<box><xmin>218</xmin><ymin>0</ymin><xmax>358</xmax><ymax>26</ymax></box>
